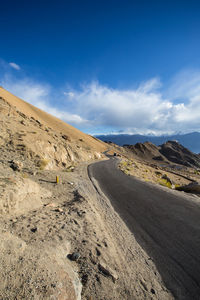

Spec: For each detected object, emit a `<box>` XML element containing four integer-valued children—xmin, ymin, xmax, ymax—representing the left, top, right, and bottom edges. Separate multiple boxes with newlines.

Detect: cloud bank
<box><xmin>62</xmin><ymin>73</ymin><xmax>200</xmax><ymax>135</ymax></box>
<box><xmin>1</xmin><ymin>61</ymin><xmax>200</xmax><ymax>135</ymax></box>
<box><xmin>9</xmin><ymin>62</ymin><xmax>21</xmax><ymax>70</ymax></box>
<box><xmin>1</xmin><ymin>74</ymin><xmax>87</xmax><ymax>126</ymax></box>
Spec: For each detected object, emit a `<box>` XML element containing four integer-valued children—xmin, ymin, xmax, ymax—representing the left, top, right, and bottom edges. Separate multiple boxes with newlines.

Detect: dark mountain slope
<box><xmin>124</xmin><ymin>140</ymin><xmax>200</xmax><ymax>168</ymax></box>
<box><xmin>96</xmin><ymin>132</ymin><xmax>200</xmax><ymax>153</ymax></box>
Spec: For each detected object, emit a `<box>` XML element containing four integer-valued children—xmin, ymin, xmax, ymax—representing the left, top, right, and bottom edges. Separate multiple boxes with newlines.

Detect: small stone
<box><xmin>67</xmin><ymin>252</ymin><xmax>81</xmax><ymax>261</ymax></box>
<box><xmin>30</xmin><ymin>227</ymin><xmax>37</xmax><ymax>233</ymax></box>
<box><xmin>96</xmin><ymin>248</ymin><xmax>101</xmax><ymax>256</ymax></box>
<box><xmin>54</xmin><ymin>208</ymin><xmax>63</xmax><ymax>213</ymax></box>
<box><xmin>62</xmin><ymin>134</ymin><xmax>69</xmax><ymax>140</ymax></box>
<box><xmin>98</xmin><ymin>263</ymin><xmax>118</xmax><ymax>282</ymax></box>
<box><xmin>10</xmin><ymin>218</ymin><xmax>17</xmax><ymax>223</ymax></box>
<box><xmin>10</xmin><ymin>160</ymin><xmax>23</xmax><ymax>171</ymax></box>
<box><xmin>46</xmin><ymin>203</ymin><xmax>56</xmax><ymax>208</ymax></box>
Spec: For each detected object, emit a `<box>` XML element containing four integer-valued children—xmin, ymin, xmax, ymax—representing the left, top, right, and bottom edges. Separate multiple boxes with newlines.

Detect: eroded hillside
<box><xmin>0</xmin><ymin>87</ymin><xmax>106</xmax><ymax>170</ymax></box>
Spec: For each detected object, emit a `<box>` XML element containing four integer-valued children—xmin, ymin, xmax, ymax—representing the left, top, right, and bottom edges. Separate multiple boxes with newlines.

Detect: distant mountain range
<box><xmin>96</xmin><ymin>132</ymin><xmax>200</xmax><ymax>154</ymax></box>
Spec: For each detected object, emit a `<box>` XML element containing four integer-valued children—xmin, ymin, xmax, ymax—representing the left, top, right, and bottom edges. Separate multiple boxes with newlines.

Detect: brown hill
<box><xmin>124</xmin><ymin>142</ymin><xmax>168</xmax><ymax>162</ymax></box>
<box><xmin>124</xmin><ymin>140</ymin><xmax>200</xmax><ymax>168</ymax></box>
<box><xmin>0</xmin><ymin>87</ymin><xmax>106</xmax><ymax>169</ymax></box>
<box><xmin>159</xmin><ymin>141</ymin><xmax>200</xmax><ymax>168</ymax></box>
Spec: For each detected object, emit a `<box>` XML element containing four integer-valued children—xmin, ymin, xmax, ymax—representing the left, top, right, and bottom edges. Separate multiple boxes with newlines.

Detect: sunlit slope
<box><xmin>0</xmin><ymin>87</ymin><xmax>106</xmax><ymax>152</ymax></box>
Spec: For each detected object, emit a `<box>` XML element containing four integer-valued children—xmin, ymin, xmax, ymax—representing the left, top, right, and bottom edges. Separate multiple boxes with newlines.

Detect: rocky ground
<box><xmin>0</xmin><ymin>157</ymin><xmax>174</xmax><ymax>299</ymax></box>
<box><xmin>1</xmin><ymin>153</ymin><xmax>200</xmax><ymax>299</ymax></box>
<box><xmin>116</xmin><ymin>142</ymin><xmax>200</xmax><ymax>191</ymax></box>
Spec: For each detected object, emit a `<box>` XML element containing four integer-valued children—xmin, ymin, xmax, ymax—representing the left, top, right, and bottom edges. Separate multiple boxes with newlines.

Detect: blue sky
<box><xmin>1</xmin><ymin>0</ymin><xmax>200</xmax><ymax>135</ymax></box>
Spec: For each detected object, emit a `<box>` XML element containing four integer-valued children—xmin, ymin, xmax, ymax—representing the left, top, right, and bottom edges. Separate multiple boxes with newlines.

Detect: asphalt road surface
<box><xmin>88</xmin><ymin>158</ymin><xmax>200</xmax><ymax>300</ymax></box>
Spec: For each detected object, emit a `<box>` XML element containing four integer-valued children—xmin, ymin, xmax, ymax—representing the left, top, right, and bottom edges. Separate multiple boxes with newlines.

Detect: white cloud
<box><xmin>2</xmin><ymin>68</ymin><xmax>200</xmax><ymax>135</ymax></box>
<box><xmin>1</xmin><ymin>75</ymin><xmax>88</xmax><ymax>126</ymax></box>
<box><xmin>64</xmin><ymin>91</ymin><xmax>75</xmax><ymax>98</ymax></box>
<box><xmin>9</xmin><ymin>62</ymin><xmax>21</xmax><ymax>70</ymax></box>
<box><xmin>62</xmin><ymin>80</ymin><xmax>182</xmax><ymax>134</ymax></box>
<box><xmin>61</xmin><ymin>73</ymin><xmax>200</xmax><ymax>134</ymax></box>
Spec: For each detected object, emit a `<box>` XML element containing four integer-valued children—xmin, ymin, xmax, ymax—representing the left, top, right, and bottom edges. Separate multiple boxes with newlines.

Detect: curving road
<box><xmin>88</xmin><ymin>158</ymin><xmax>200</xmax><ymax>300</ymax></box>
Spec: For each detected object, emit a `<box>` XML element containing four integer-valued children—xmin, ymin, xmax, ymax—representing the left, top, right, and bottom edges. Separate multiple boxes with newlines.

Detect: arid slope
<box><xmin>0</xmin><ymin>87</ymin><xmax>106</xmax><ymax>169</ymax></box>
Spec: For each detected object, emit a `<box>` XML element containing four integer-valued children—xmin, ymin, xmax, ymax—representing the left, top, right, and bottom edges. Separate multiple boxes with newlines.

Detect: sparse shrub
<box><xmin>121</xmin><ymin>161</ymin><xmax>128</xmax><ymax>167</ymax></box>
<box><xmin>123</xmin><ymin>169</ymin><xmax>129</xmax><ymax>175</ymax></box>
<box><xmin>21</xmin><ymin>172</ymin><xmax>29</xmax><ymax>178</ymax></box>
<box><xmin>155</xmin><ymin>171</ymin><xmax>162</xmax><ymax>177</ymax></box>
<box><xmin>175</xmin><ymin>184</ymin><xmax>181</xmax><ymax>189</ymax></box>
<box><xmin>85</xmin><ymin>146</ymin><xmax>91</xmax><ymax>150</ymax></box>
<box><xmin>159</xmin><ymin>178</ymin><xmax>172</xmax><ymax>189</ymax></box>
<box><xmin>38</xmin><ymin>159</ymin><xmax>49</xmax><ymax>170</ymax></box>
<box><xmin>65</xmin><ymin>165</ymin><xmax>75</xmax><ymax>172</ymax></box>
<box><xmin>194</xmin><ymin>169</ymin><xmax>200</xmax><ymax>175</ymax></box>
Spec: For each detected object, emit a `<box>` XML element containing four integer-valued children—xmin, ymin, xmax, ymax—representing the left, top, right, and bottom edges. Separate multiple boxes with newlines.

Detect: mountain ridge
<box><xmin>96</xmin><ymin>132</ymin><xmax>200</xmax><ymax>153</ymax></box>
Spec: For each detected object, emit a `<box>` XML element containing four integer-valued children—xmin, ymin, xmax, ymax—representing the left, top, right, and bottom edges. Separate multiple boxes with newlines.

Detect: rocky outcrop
<box><xmin>160</xmin><ymin>141</ymin><xmax>200</xmax><ymax>168</ymax></box>
<box><xmin>124</xmin><ymin>140</ymin><xmax>200</xmax><ymax>168</ymax></box>
<box><xmin>0</xmin><ymin>177</ymin><xmax>51</xmax><ymax>214</ymax></box>
<box><xmin>124</xmin><ymin>142</ymin><xmax>167</xmax><ymax>162</ymax></box>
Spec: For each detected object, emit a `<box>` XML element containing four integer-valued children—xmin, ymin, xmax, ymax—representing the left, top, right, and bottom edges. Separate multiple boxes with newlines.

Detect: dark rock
<box><xmin>176</xmin><ymin>182</ymin><xmax>200</xmax><ymax>194</ymax></box>
<box><xmin>161</xmin><ymin>174</ymin><xmax>172</xmax><ymax>184</ymax></box>
<box><xmin>10</xmin><ymin>160</ymin><xmax>23</xmax><ymax>171</ymax></box>
<box><xmin>30</xmin><ymin>227</ymin><xmax>37</xmax><ymax>233</ymax></box>
<box><xmin>81</xmin><ymin>273</ymin><xmax>88</xmax><ymax>285</ymax></box>
<box><xmin>67</xmin><ymin>252</ymin><xmax>81</xmax><ymax>261</ymax></box>
<box><xmin>153</xmin><ymin>155</ymin><xmax>164</xmax><ymax>161</ymax></box>
<box><xmin>62</xmin><ymin>134</ymin><xmax>70</xmax><ymax>141</ymax></box>
<box><xmin>96</xmin><ymin>248</ymin><xmax>101</xmax><ymax>256</ymax></box>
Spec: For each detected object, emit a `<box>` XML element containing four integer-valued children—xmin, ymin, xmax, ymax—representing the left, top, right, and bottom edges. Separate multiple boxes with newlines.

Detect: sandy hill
<box><xmin>0</xmin><ymin>87</ymin><xmax>106</xmax><ymax>169</ymax></box>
